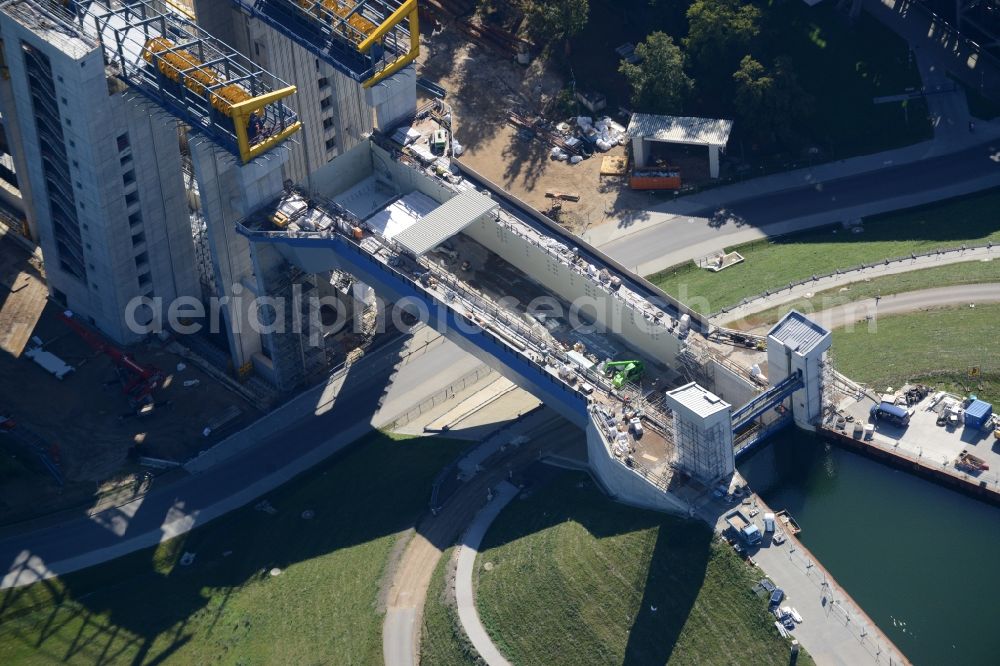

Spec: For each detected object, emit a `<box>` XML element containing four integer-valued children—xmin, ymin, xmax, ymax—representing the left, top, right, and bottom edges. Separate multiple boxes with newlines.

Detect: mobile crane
<box><xmin>58</xmin><ymin>310</ymin><xmax>164</xmax><ymax>409</ymax></box>
<box><xmin>602</xmin><ymin>359</ymin><xmax>644</xmax><ymax>389</ymax></box>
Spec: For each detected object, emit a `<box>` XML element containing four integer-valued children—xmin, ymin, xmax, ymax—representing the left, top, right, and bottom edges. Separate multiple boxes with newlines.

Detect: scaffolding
<box><xmin>77</xmin><ymin>0</ymin><xmax>301</xmax><ymax>162</ymax></box>
<box><xmin>233</xmin><ymin>0</ymin><xmax>418</xmax><ymax>87</ymax></box>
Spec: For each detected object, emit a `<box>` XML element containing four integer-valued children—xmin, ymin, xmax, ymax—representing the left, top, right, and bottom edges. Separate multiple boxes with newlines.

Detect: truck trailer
<box><xmin>726</xmin><ymin>509</ymin><xmax>762</xmax><ymax>545</ymax></box>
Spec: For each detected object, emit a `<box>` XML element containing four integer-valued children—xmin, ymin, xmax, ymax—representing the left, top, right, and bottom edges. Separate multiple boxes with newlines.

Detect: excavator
<box><xmin>603</xmin><ymin>359</ymin><xmax>644</xmax><ymax>389</ymax></box>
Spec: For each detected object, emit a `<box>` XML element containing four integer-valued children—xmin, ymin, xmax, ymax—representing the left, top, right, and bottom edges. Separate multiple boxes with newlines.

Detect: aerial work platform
<box><xmin>232</xmin><ymin>0</ymin><xmax>419</xmax><ymax>87</ymax></box>
<box><xmin>85</xmin><ymin>0</ymin><xmax>301</xmax><ymax>162</ymax></box>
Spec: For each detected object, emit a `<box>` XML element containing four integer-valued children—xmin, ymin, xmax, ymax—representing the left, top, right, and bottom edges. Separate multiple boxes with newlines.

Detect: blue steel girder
<box><xmin>233</xmin><ymin>0</ymin><xmax>417</xmax><ymax>86</ymax></box>
<box><xmin>732</xmin><ymin>370</ymin><xmax>804</xmax><ymax>432</ymax></box>
<box><xmin>86</xmin><ymin>0</ymin><xmax>301</xmax><ymax>162</ymax></box>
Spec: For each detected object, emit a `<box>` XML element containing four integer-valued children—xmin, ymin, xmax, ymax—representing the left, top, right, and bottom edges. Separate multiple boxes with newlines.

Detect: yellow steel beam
<box><xmin>357</xmin><ymin>0</ymin><xmax>416</xmax><ymax>53</ymax></box>
<box><xmin>230</xmin><ymin>85</ymin><xmax>302</xmax><ymax>163</ymax></box>
<box><xmin>361</xmin><ymin>0</ymin><xmax>419</xmax><ymax>88</ymax></box>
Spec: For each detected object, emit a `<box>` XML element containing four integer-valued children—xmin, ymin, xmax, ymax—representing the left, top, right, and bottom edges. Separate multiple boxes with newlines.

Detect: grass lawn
<box><xmin>475</xmin><ymin>473</ymin><xmax>811</xmax><ymax>666</ymax></box>
<box><xmin>832</xmin><ymin>304</ymin><xmax>1000</xmax><ymax>404</ymax></box>
<box><xmin>568</xmin><ymin>1</ymin><xmax>929</xmax><ymax>166</ymax></box>
<box><xmin>648</xmin><ymin>188</ymin><xmax>1000</xmax><ymax>314</ymax></box>
<box><xmin>733</xmin><ymin>259</ymin><xmax>1000</xmax><ymax>328</ymax></box>
<box><xmin>420</xmin><ymin>547</ymin><xmax>482</xmax><ymax>666</ymax></box>
<box><xmin>0</xmin><ymin>431</ymin><xmax>466</xmax><ymax>665</ymax></box>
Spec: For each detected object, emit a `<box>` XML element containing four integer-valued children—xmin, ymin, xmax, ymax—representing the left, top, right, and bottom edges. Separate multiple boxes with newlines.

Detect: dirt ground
<box><xmin>0</xmin><ymin>233</ymin><xmax>258</xmax><ymax>523</ymax></box>
<box><xmin>416</xmin><ymin>20</ymin><xmax>656</xmax><ymax>235</ymax></box>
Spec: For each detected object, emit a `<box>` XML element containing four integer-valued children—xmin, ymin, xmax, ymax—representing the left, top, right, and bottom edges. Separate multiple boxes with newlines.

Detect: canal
<box><xmin>739</xmin><ymin>430</ymin><xmax>1000</xmax><ymax>666</ymax></box>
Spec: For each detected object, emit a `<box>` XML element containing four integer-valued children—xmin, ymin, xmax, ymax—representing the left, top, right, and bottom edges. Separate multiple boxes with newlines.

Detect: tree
<box><xmin>620</xmin><ymin>32</ymin><xmax>692</xmax><ymax>113</ymax></box>
<box><xmin>685</xmin><ymin>0</ymin><xmax>760</xmax><ymax>98</ymax></box>
<box><xmin>732</xmin><ymin>55</ymin><xmax>813</xmax><ymax>147</ymax></box>
<box><xmin>525</xmin><ymin>0</ymin><xmax>589</xmax><ymax>47</ymax></box>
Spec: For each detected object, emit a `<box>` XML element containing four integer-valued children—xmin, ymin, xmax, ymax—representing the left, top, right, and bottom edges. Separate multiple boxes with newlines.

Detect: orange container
<box><xmin>630</xmin><ymin>174</ymin><xmax>682</xmax><ymax>190</ymax></box>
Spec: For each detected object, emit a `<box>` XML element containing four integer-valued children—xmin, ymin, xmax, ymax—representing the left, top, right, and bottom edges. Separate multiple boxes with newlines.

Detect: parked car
<box><xmin>769</xmin><ymin>588</ymin><xmax>785</xmax><ymax>609</ymax></box>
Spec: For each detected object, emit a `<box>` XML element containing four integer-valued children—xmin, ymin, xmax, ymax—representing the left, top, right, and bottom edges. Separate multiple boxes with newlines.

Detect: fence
<box><xmin>385</xmin><ymin>364</ymin><xmax>496</xmax><ymax>430</ymax></box>
<box><xmin>711</xmin><ymin>242</ymin><xmax>997</xmax><ymax>321</ymax></box>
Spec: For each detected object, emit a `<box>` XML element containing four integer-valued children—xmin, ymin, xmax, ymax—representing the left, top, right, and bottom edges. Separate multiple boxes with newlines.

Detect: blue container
<box><xmin>964</xmin><ymin>400</ymin><xmax>993</xmax><ymax>429</ymax></box>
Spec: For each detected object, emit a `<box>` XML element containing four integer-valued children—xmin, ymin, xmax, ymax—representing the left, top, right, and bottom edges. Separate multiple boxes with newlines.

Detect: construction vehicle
<box><xmin>725</xmin><ymin>508</ymin><xmax>762</xmax><ymax>545</ymax></box>
<box><xmin>58</xmin><ymin>311</ymin><xmax>164</xmax><ymax>409</ymax></box>
<box><xmin>603</xmin><ymin>359</ymin><xmax>644</xmax><ymax>389</ymax></box>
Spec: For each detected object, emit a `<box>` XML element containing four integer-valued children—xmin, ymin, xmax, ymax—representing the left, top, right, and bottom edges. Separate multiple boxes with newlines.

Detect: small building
<box><xmin>627</xmin><ymin>114</ymin><xmax>733</xmax><ymax>179</ymax></box>
<box><xmin>664</xmin><ymin>382</ymin><xmax>734</xmax><ymax>483</ymax></box>
<box><xmin>965</xmin><ymin>400</ymin><xmax>993</xmax><ymax>430</ymax></box>
<box><xmin>767</xmin><ymin>311</ymin><xmax>832</xmax><ymax>430</ymax></box>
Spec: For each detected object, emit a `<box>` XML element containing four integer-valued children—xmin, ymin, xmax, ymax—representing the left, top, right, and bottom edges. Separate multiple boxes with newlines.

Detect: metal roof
<box><xmin>966</xmin><ymin>399</ymin><xmax>992</xmax><ymax>419</ymax></box>
<box><xmin>665</xmin><ymin>382</ymin><xmax>731</xmax><ymax>418</ymax></box>
<box><xmin>627</xmin><ymin>114</ymin><xmax>733</xmax><ymax>147</ymax></box>
<box><xmin>767</xmin><ymin>311</ymin><xmax>830</xmax><ymax>354</ymax></box>
<box><xmin>394</xmin><ymin>190</ymin><xmax>498</xmax><ymax>256</ymax></box>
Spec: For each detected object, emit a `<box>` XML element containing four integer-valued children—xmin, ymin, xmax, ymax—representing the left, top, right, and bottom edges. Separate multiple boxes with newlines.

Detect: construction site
<box><xmin>0</xmin><ymin>0</ymin><xmax>423</xmax><ymax>520</ymax></box>
<box><xmin>2</xmin><ymin>2</ymin><xmax>977</xmax><ymax>664</ymax></box>
<box><xmin>0</xmin><ymin>0</ymin><xmax>827</xmax><ymax>520</ymax></box>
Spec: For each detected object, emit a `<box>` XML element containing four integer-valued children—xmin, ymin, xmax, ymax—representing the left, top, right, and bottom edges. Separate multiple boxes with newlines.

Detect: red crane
<box><xmin>58</xmin><ymin>310</ymin><xmax>164</xmax><ymax>407</ymax></box>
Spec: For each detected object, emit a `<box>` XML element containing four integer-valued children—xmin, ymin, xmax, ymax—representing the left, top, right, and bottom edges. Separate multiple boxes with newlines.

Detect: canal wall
<box><xmin>820</xmin><ymin>427</ymin><xmax>1000</xmax><ymax>508</ymax></box>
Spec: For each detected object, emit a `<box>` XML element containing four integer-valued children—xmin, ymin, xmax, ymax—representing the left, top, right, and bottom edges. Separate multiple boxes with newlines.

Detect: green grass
<box><xmin>832</xmin><ymin>304</ymin><xmax>1000</xmax><ymax>404</ymax></box>
<box><xmin>0</xmin><ymin>431</ymin><xmax>466</xmax><ymax>665</ymax></box>
<box><xmin>420</xmin><ymin>546</ymin><xmax>482</xmax><ymax>666</ymax></box>
<box><xmin>474</xmin><ymin>473</ymin><xmax>811</xmax><ymax>666</ymax></box>
<box><xmin>648</xmin><ymin>188</ymin><xmax>1000</xmax><ymax>314</ymax></box>
<box><xmin>734</xmin><ymin>259</ymin><xmax>1000</xmax><ymax>328</ymax></box>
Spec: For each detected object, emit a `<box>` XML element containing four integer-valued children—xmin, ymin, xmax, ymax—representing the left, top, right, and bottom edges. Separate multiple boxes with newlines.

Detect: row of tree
<box><xmin>627</xmin><ymin>0</ymin><xmax>812</xmax><ymax>147</ymax></box>
<box><xmin>521</xmin><ymin>0</ymin><xmax>813</xmax><ymax>147</ymax></box>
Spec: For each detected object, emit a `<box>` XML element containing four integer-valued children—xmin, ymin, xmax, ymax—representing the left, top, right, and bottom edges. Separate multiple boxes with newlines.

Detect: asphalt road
<box><xmin>0</xmin><ymin>331</ymin><xmax>474</xmax><ymax>588</ymax></box>
<box><xmin>600</xmin><ymin>140</ymin><xmax>1000</xmax><ymax>271</ymax></box>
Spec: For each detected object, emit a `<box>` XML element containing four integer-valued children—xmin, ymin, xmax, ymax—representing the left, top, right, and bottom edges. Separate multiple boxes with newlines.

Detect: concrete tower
<box><xmin>767</xmin><ymin>311</ymin><xmax>832</xmax><ymax>430</ymax></box>
<box><xmin>0</xmin><ymin>0</ymin><xmax>198</xmax><ymax>344</ymax></box>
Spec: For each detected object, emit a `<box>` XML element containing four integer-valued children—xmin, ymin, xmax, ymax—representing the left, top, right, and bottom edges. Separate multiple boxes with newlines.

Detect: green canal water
<box><xmin>738</xmin><ymin>430</ymin><xmax>1000</xmax><ymax>666</ymax></box>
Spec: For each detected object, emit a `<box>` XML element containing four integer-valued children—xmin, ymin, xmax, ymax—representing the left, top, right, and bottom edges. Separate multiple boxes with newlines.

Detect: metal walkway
<box><xmin>731</xmin><ymin>369</ymin><xmax>803</xmax><ymax>432</ymax></box>
<box><xmin>75</xmin><ymin>0</ymin><xmax>301</xmax><ymax>162</ymax></box>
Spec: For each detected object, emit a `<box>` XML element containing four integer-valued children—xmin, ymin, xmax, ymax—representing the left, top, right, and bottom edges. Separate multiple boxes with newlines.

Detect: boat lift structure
<box><xmin>76</xmin><ymin>0</ymin><xmax>302</xmax><ymax>162</ymax></box>
<box><xmin>231</xmin><ymin>0</ymin><xmax>419</xmax><ymax>87</ymax></box>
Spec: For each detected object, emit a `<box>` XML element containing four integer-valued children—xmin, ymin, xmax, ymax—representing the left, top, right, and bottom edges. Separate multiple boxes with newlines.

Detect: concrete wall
<box><xmin>0</xmin><ymin>18</ymin><xmax>194</xmax><ymax>345</ymax></box>
<box><xmin>585</xmin><ymin>416</ymin><xmax>689</xmax><ymax>515</ymax></box>
<box><xmin>710</xmin><ymin>360</ymin><xmax>760</xmax><ymax>410</ymax></box>
<box><xmin>191</xmin><ymin>140</ymin><xmax>287</xmax><ymax>369</ymax></box>
<box><xmin>366</xmin><ymin>65</ymin><xmax>417</xmax><ymax>131</ymax></box>
<box><xmin>462</xmin><ymin>214</ymin><xmax>683</xmax><ymax>368</ymax></box>
<box><xmin>308</xmin><ymin>138</ymin><xmax>374</xmax><ymax>199</ymax></box>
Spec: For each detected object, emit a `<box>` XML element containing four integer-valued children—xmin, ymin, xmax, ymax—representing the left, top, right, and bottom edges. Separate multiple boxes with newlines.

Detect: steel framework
<box><xmin>233</xmin><ymin>0</ymin><xmax>419</xmax><ymax>87</ymax></box>
<box><xmin>78</xmin><ymin>0</ymin><xmax>301</xmax><ymax>162</ymax></box>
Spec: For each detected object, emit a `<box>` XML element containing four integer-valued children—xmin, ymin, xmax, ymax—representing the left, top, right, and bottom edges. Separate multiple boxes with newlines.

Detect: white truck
<box><xmin>726</xmin><ymin>509</ymin><xmax>762</xmax><ymax>546</ymax></box>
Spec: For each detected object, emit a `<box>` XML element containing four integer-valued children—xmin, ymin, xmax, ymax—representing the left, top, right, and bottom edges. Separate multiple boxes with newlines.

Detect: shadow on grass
<box><xmin>476</xmin><ymin>469</ymin><xmax>713</xmax><ymax>665</ymax></box>
<box><xmin>0</xmin><ymin>333</ymin><xmax>467</xmax><ymax>664</ymax></box>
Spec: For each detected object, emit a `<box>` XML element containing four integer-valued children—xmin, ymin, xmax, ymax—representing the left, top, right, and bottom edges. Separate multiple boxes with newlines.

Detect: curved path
<box><xmin>382</xmin><ymin>412</ymin><xmax>565</xmax><ymax>665</ymax></box>
<box><xmin>453</xmin><ymin>481</ymin><xmax>519</xmax><ymax>666</ymax></box>
<box><xmin>714</xmin><ymin>245</ymin><xmax>998</xmax><ymax>325</ymax></box>
<box><xmin>742</xmin><ymin>282</ymin><xmax>1000</xmax><ymax>334</ymax></box>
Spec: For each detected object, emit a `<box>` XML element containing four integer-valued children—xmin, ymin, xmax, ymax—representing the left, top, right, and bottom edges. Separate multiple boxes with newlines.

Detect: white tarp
<box><xmin>366</xmin><ymin>191</ymin><xmax>439</xmax><ymax>242</ymax></box>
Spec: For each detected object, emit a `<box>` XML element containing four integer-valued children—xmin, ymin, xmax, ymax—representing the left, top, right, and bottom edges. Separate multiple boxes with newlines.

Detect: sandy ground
<box><xmin>416</xmin><ymin>21</ymin><xmax>654</xmax><ymax>235</ymax></box>
<box><xmin>0</xmin><ymin>235</ymin><xmax>258</xmax><ymax>523</ymax></box>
